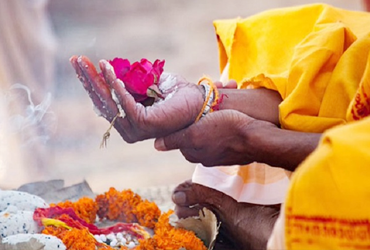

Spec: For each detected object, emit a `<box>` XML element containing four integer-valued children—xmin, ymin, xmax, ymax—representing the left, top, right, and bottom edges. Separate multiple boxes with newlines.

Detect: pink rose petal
<box><xmin>108</xmin><ymin>58</ymin><xmax>165</xmax><ymax>103</ymax></box>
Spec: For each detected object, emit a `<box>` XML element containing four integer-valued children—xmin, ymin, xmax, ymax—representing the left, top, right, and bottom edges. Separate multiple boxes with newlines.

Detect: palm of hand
<box><xmin>114</xmin><ymin>78</ymin><xmax>204</xmax><ymax>142</ymax></box>
<box><xmin>70</xmin><ymin>55</ymin><xmax>204</xmax><ymax>143</ymax></box>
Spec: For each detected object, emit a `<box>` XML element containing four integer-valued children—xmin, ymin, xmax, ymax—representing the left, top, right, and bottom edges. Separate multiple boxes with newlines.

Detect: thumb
<box><xmin>154</xmin><ymin>130</ymin><xmax>188</xmax><ymax>151</ymax></box>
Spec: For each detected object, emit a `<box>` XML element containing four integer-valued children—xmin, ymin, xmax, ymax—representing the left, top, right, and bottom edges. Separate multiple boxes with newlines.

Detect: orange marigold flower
<box><xmin>62</xmin><ymin>228</ymin><xmax>98</xmax><ymax>250</ymax></box>
<box><xmin>95</xmin><ymin>187</ymin><xmax>142</xmax><ymax>223</ymax></box>
<box><xmin>42</xmin><ymin>225</ymin><xmax>68</xmax><ymax>238</ymax></box>
<box><xmin>133</xmin><ymin>200</ymin><xmax>161</xmax><ymax>229</ymax></box>
<box><xmin>51</xmin><ymin>197</ymin><xmax>98</xmax><ymax>224</ymax></box>
<box><xmin>43</xmin><ymin>226</ymin><xmax>114</xmax><ymax>250</ymax></box>
<box><xmin>137</xmin><ymin>210</ymin><xmax>207</xmax><ymax>250</ymax></box>
<box><xmin>118</xmin><ymin>246</ymin><xmax>131</xmax><ymax>250</ymax></box>
<box><xmin>40</xmin><ymin>188</ymin><xmax>207</xmax><ymax>250</ymax></box>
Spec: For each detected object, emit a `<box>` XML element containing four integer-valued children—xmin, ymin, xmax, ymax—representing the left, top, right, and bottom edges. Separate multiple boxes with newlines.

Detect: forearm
<box><xmin>218</xmin><ymin>88</ymin><xmax>282</xmax><ymax>126</ymax></box>
<box><xmin>242</xmin><ymin>120</ymin><xmax>321</xmax><ymax>171</ymax></box>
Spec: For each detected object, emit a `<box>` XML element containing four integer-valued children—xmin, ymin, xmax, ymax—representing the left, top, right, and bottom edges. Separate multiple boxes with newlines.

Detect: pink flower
<box><xmin>108</xmin><ymin>58</ymin><xmax>165</xmax><ymax>103</ymax></box>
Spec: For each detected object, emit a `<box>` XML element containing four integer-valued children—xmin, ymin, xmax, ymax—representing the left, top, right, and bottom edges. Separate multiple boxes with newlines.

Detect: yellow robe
<box><xmin>193</xmin><ymin>3</ymin><xmax>370</xmax><ymax>207</ymax></box>
<box><xmin>215</xmin><ymin>3</ymin><xmax>370</xmax><ymax>129</ymax></box>
<box><xmin>283</xmin><ymin>118</ymin><xmax>370</xmax><ymax>249</ymax></box>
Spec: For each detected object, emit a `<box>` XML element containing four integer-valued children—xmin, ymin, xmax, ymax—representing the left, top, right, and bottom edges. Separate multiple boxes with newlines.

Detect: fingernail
<box><xmin>154</xmin><ymin>138</ymin><xmax>166</xmax><ymax>151</ymax></box>
<box><xmin>172</xmin><ymin>191</ymin><xmax>187</xmax><ymax>205</ymax></box>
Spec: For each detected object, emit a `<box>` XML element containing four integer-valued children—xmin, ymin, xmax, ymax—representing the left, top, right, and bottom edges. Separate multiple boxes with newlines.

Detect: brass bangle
<box><xmin>195</xmin><ymin>76</ymin><xmax>218</xmax><ymax>122</ymax></box>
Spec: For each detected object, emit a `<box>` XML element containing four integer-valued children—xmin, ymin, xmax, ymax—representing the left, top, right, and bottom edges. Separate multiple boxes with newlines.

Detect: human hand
<box><xmin>154</xmin><ymin>109</ymin><xmax>277</xmax><ymax>166</ymax></box>
<box><xmin>155</xmin><ymin>107</ymin><xmax>321</xmax><ymax>170</ymax></box>
<box><xmin>70</xmin><ymin>55</ymin><xmax>205</xmax><ymax>143</ymax></box>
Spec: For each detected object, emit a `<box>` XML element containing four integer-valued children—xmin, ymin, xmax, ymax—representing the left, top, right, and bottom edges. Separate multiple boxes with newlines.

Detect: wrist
<box><xmin>195</xmin><ymin>77</ymin><xmax>220</xmax><ymax>122</ymax></box>
<box><xmin>239</xmin><ymin>119</ymin><xmax>278</xmax><ymax>164</ymax></box>
<box><xmin>190</xmin><ymin>84</ymin><xmax>206</xmax><ymax>123</ymax></box>
<box><xmin>240</xmin><ymin>120</ymin><xmax>321</xmax><ymax>171</ymax></box>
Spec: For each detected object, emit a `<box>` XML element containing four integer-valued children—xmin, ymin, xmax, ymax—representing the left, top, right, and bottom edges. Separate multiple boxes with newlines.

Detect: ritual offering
<box><xmin>108</xmin><ymin>58</ymin><xmax>165</xmax><ymax>104</ymax></box>
<box><xmin>103</xmin><ymin>57</ymin><xmax>165</xmax><ymax>147</ymax></box>
<box><xmin>99</xmin><ymin>57</ymin><xmax>165</xmax><ymax>147</ymax></box>
<box><xmin>0</xmin><ymin>181</ymin><xmax>218</xmax><ymax>250</ymax></box>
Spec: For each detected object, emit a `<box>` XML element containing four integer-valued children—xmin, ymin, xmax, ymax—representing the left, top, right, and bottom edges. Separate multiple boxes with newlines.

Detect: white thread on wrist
<box><xmin>199</xmin><ymin>82</ymin><xmax>215</xmax><ymax>118</ymax></box>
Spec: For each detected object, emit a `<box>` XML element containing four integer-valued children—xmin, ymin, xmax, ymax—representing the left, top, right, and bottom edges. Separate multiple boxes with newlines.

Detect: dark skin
<box><xmin>70</xmin><ymin>55</ymin><xmax>321</xmax><ymax>249</ymax></box>
<box><xmin>70</xmin><ymin>55</ymin><xmax>204</xmax><ymax>142</ymax></box>
<box><xmin>173</xmin><ymin>180</ymin><xmax>281</xmax><ymax>250</ymax></box>
<box><xmin>70</xmin><ymin>5</ymin><xmax>368</xmax><ymax>249</ymax></box>
<box><xmin>70</xmin><ymin>55</ymin><xmax>320</xmax><ymax>171</ymax></box>
<box><xmin>155</xmin><ymin>109</ymin><xmax>321</xmax><ymax>171</ymax></box>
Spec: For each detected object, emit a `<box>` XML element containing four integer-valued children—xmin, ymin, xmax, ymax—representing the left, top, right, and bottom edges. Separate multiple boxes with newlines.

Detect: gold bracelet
<box><xmin>195</xmin><ymin>76</ymin><xmax>219</xmax><ymax>122</ymax></box>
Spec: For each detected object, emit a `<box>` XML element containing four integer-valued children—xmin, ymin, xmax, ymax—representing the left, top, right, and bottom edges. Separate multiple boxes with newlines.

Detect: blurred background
<box><xmin>0</xmin><ymin>0</ymin><xmax>365</xmax><ymax>193</ymax></box>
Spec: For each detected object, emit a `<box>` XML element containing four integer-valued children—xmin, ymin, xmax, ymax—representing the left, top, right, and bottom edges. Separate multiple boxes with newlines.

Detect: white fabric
<box><xmin>192</xmin><ymin>164</ymin><xmax>290</xmax><ymax>204</ymax></box>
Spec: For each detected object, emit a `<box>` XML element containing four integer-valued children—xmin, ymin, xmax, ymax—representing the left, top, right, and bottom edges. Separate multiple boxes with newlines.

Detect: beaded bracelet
<box><xmin>195</xmin><ymin>76</ymin><xmax>220</xmax><ymax>122</ymax></box>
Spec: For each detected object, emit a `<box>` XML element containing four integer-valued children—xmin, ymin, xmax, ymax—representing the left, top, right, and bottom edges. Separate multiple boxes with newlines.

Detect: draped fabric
<box><xmin>193</xmin><ymin>3</ymin><xmax>370</xmax><ymax>210</ymax></box>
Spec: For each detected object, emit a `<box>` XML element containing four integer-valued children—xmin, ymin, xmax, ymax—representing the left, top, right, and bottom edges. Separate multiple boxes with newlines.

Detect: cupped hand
<box><xmin>70</xmin><ymin>55</ymin><xmax>205</xmax><ymax>143</ymax></box>
<box><xmin>154</xmin><ymin>109</ymin><xmax>277</xmax><ymax>166</ymax></box>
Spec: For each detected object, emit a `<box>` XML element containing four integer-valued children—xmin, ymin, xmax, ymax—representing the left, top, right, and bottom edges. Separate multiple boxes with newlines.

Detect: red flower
<box><xmin>108</xmin><ymin>58</ymin><xmax>165</xmax><ymax>103</ymax></box>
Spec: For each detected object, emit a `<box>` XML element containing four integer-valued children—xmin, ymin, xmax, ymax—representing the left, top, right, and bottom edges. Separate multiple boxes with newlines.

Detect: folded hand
<box><xmin>70</xmin><ymin>55</ymin><xmax>205</xmax><ymax>143</ymax></box>
<box><xmin>155</xmin><ymin>109</ymin><xmax>275</xmax><ymax>166</ymax></box>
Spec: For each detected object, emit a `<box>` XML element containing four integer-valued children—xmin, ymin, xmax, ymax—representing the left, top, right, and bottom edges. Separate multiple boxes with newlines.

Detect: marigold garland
<box><xmin>96</xmin><ymin>187</ymin><xmax>161</xmax><ymax>229</ymax></box>
<box><xmin>133</xmin><ymin>200</ymin><xmax>161</xmax><ymax>229</ymax></box>
<box><xmin>37</xmin><ymin>187</ymin><xmax>207</xmax><ymax>250</ymax></box>
<box><xmin>96</xmin><ymin>188</ymin><xmax>142</xmax><ymax>223</ymax></box>
<box><xmin>137</xmin><ymin>211</ymin><xmax>207</xmax><ymax>250</ymax></box>
<box><xmin>42</xmin><ymin>226</ymin><xmax>109</xmax><ymax>250</ymax></box>
<box><xmin>51</xmin><ymin>197</ymin><xmax>98</xmax><ymax>224</ymax></box>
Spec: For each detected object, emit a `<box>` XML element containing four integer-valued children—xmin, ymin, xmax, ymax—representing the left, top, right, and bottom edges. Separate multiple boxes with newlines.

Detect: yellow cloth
<box><xmin>284</xmin><ymin>116</ymin><xmax>370</xmax><ymax>249</ymax></box>
<box><xmin>214</xmin><ymin>3</ymin><xmax>370</xmax><ymax>132</ymax></box>
<box><xmin>220</xmin><ymin>4</ymin><xmax>370</xmax><ymax>249</ymax></box>
<box><xmin>198</xmin><ymin>3</ymin><xmax>370</xmax><ymax>207</ymax></box>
